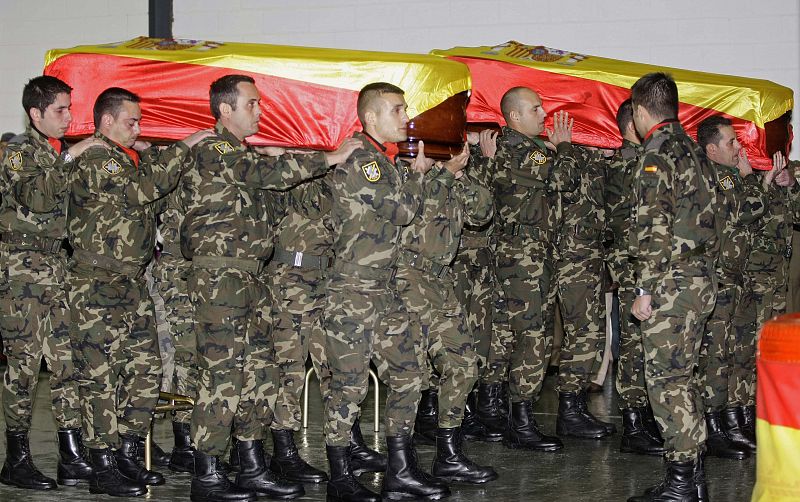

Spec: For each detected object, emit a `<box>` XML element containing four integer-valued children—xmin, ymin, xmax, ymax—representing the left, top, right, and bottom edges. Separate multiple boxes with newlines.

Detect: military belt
<box><xmin>0</xmin><ymin>231</ymin><xmax>62</xmax><ymax>254</ymax></box>
<box><xmin>499</xmin><ymin>222</ymin><xmax>549</xmax><ymax>241</ymax></box>
<box><xmin>72</xmin><ymin>248</ymin><xmax>145</xmax><ymax>278</ymax></box>
<box><xmin>192</xmin><ymin>255</ymin><xmax>266</xmax><ymax>274</ymax></box>
<box><xmin>271</xmin><ymin>247</ymin><xmax>332</xmax><ymax>270</ymax></box>
<box><xmin>332</xmin><ymin>261</ymin><xmax>396</xmax><ymax>281</ymax></box>
<box><xmin>459</xmin><ymin>235</ymin><xmax>491</xmax><ymax>249</ymax></box>
<box><xmin>399</xmin><ymin>249</ymin><xmax>451</xmax><ymax>279</ymax></box>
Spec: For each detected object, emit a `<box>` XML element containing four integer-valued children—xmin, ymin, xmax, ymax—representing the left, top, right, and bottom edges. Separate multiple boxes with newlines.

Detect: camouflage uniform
<box><xmin>492</xmin><ymin>126</ymin><xmax>579</xmax><ymax>403</ymax></box>
<box><xmin>0</xmin><ymin>126</ymin><xmax>79</xmax><ymax>431</ymax></box>
<box><xmin>152</xmin><ymin>188</ymin><xmax>196</xmax><ymax>424</ymax></box>
<box><xmin>66</xmin><ymin>132</ymin><xmax>189</xmax><ymax>449</ymax></box>
<box><xmin>180</xmin><ymin>122</ymin><xmax>330</xmax><ymax>456</ymax></box>
<box><xmin>554</xmin><ymin>146</ymin><xmax>606</xmax><ymax>393</ymax></box>
<box><xmin>395</xmin><ymin>165</ymin><xmax>492</xmax><ymax>427</ymax></box>
<box><xmin>632</xmin><ymin>121</ymin><xmax>719</xmax><ymax>462</ymax></box>
<box><xmin>322</xmin><ymin>132</ymin><xmax>424</xmax><ymax>446</ymax></box>
<box><xmin>699</xmin><ymin>162</ymin><xmax>765</xmax><ymax>413</ymax></box>
<box><xmin>266</xmin><ymin>177</ymin><xmax>334</xmax><ymax>431</ymax></box>
<box><xmin>604</xmin><ymin>140</ymin><xmax>648</xmax><ymax>409</ymax></box>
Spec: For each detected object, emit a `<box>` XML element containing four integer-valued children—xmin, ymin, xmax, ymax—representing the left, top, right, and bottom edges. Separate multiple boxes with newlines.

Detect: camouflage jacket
<box><xmin>459</xmin><ymin>145</ymin><xmax>494</xmax><ymax>249</ymax></box>
<box><xmin>67</xmin><ymin>131</ymin><xmax>189</xmax><ymax>267</ymax></box>
<box><xmin>326</xmin><ymin>131</ymin><xmax>424</xmax><ymax>269</ymax></box>
<box><xmin>272</xmin><ymin>175</ymin><xmax>334</xmax><ymax>257</ymax></box>
<box><xmin>157</xmin><ymin>188</ymin><xmax>183</xmax><ymax>259</ymax></box>
<box><xmin>633</xmin><ymin>121</ymin><xmax>719</xmax><ymax>292</ymax></box>
<box><xmin>711</xmin><ymin>161</ymin><xmax>767</xmax><ymax>282</ymax></box>
<box><xmin>558</xmin><ymin>145</ymin><xmax>606</xmax><ymax>253</ymax></box>
<box><xmin>399</xmin><ymin>166</ymin><xmax>492</xmax><ymax>267</ymax></box>
<box><xmin>180</xmin><ymin>122</ymin><xmax>329</xmax><ymax>261</ymax></box>
<box><xmin>0</xmin><ymin>125</ymin><xmax>71</xmax><ymax>240</ymax></box>
<box><xmin>747</xmin><ymin>176</ymin><xmax>799</xmax><ymax>264</ymax></box>
<box><xmin>492</xmin><ymin>126</ymin><xmax>579</xmax><ymax>241</ymax></box>
<box><xmin>604</xmin><ymin>139</ymin><xmax>642</xmax><ymax>255</ymax></box>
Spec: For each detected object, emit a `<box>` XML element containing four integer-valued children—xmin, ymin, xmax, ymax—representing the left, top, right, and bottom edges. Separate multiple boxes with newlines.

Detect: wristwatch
<box><xmin>634</xmin><ymin>287</ymin><xmax>650</xmax><ymax>297</ymax></box>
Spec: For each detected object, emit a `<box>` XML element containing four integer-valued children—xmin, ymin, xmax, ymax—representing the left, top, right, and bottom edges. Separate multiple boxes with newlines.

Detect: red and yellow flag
<box><xmin>753</xmin><ymin>313</ymin><xmax>800</xmax><ymax>501</ymax></box>
<box><xmin>44</xmin><ymin>37</ymin><xmax>471</xmax><ymax>149</ymax></box>
<box><xmin>431</xmin><ymin>41</ymin><xmax>794</xmax><ymax>170</ymax></box>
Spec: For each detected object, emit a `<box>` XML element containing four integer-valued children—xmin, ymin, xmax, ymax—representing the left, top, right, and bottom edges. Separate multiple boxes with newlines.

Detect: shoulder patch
<box><xmin>719</xmin><ymin>175</ymin><xmax>734</xmax><ymax>191</ymax></box>
<box><xmin>102</xmin><ymin>158</ymin><xmax>123</xmax><ymax>175</ymax></box>
<box><xmin>7</xmin><ymin>152</ymin><xmax>23</xmax><ymax>171</ymax></box>
<box><xmin>214</xmin><ymin>141</ymin><xmax>234</xmax><ymax>155</ymax></box>
<box><xmin>361</xmin><ymin>161</ymin><xmax>381</xmax><ymax>182</ymax></box>
<box><xmin>528</xmin><ymin>149</ymin><xmax>547</xmax><ymax>165</ymax></box>
<box><xmin>643</xmin><ymin>165</ymin><xmax>658</xmax><ymax>173</ymax></box>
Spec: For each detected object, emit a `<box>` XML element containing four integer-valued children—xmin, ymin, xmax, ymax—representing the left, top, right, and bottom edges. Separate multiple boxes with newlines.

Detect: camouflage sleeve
<box><xmin>222</xmin><ymin>148</ymin><xmax>330</xmax><ymax>191</ymax></box>
<box><xmin>458</xmin><ymin>172</ymin><xmax>493</xmax><ymax>227</ymax></box>
<box><xmin>467</xmin><ymin>146</ymin><xmax>494</xmax><ymax>190</ymax></box>
<box><xmin>121</xmin><ymin>141</ymin><xmax>190</xmax><ymax>206</ymax></box>
<box><xmin>548</xmin><ymin>142</ymin><xmax>581</xmax><ymax>194</ymax></box>
<box><xmin>633</xmin><ymin>152</ymin><xmax>674</xmax><ymax>292</ymax></box>
<box><xmin>287</xmin><ymin>176</ymin><xmax>332</xmax><ymax>220</ymax></box>
<box><xmin>2</xmin><ymin>143</ymin><xmax>71</xmax><ymax>213</ymax></box>
<box><xmin>346</xmin><ymin>150</ymin><xmax>422</xmax><ymax>226</ymax></box>
<box><xmin>738</xmin><ymin>174</ymin><xmax>768</xmax><ymax>225</ymax></box>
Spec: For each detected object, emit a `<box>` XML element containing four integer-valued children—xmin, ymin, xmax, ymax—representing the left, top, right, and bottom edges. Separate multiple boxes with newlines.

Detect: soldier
<box><xmin>266</xmin><ymin>174</ymin><xmax>387</xmax><ymax>483</ymax></box>
<box><xmin>628</xmin><ymin>72</ymin><xmax>719</xmax><ymax>501</ymax></box>
<box><xmin>322</xmin><ymin>82</ymin><xmax>448</xmax><ymax>502</ymax></box>
<box><xmin>0</xmin><ymin>75</ymin><xmax>97</xmax><ymax>490</ymax></box>
<box><xmin>491</xmin><ymin>87</ymin><xmax>579</xmax><ymax>452</ymax></box>
<box><xmin>696</xmin><ymin>115</ymin><xmax>768</xmax><ymax>460</ymax></box>
<box><xmin>180</xmin><ymin>74</ymin><xmax>358</xmax><ymax>502</ymax></box>
<box><xmin>605</xmin><ymin>99</ymin><xmax>664</xmax><ymax>456</ymax></box>
<box><xmin>65</xmin><ymin>87</ymin><xmax>211</xmax><ymax>497</ymax></box>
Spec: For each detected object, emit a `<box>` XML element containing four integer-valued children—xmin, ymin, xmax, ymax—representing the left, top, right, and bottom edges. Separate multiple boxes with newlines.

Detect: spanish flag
<box><xmin>752</xmin><ymin>313</ymin><xmax>800</xmax><ymax>501</ymax></box>
<box><xmin>43</xmin><ymin>37</ymin><xmax>471</xmax><ymax>149</ymax></box>
<box><xmin>431</xmin><ymin>41</ymin><xmax>794</xmax><ymax>170</ymax></box>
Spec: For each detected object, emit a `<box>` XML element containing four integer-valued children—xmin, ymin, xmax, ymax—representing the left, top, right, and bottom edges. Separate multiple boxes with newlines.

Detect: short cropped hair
<box><xmin>630</xmin><ymin>72</ymin><xmax>678</xmax><ymax>122</ymax></box>
<box><xmin>500</xmin><ymin>87</ymin><xmax>532</xmax><ymax>123</ymax></box>
<box><xmin>357</xmin><ymin>82</ymin><xmax>404</xmax><ymax>126</ymax></box>
<box><xmin>22</xmin><ymin>75</ymin><xmax>72</xmax><ymax>118</ymax></box>
<box><xmin>615</xmin><ymin>99</ymin><xmax>634</xmax><ymax>136</ymax></box>
<box><xmin>93</xmin><ymin>87</ymin><xmax>140</xmax><ymax>128</ymax></box>
<box><xmin>697</xmin><ymin>115</ymin><xmax>732</xmax><ymax>151</ymax></box>
<box><xmin>210</xmin><ymin>75</ymin><xmax>256</xmax><ymax>120</ymax></box>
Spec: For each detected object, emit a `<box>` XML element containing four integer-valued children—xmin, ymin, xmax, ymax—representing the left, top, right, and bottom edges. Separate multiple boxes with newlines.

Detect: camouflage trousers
<box><xmin>610</xmin><ymin>254</ymin><xmax>649</xmax><ymax>409</ymax></box>
<box><xmin>396</xmin><ymin>263</ymin><xmax>479</xmax><ymax>428</ymax></box>
<box><xmin>642</xmin><ymin>267</ymin><xmax>716</xmax><ymax>462</ymax></box>
<box><xmin>153</xmin><ymin>254</ymin><xmax>197</xmax><ymax>424</ymax></box>
<box><xmin>699</xmin><ymin>281</ymin><xmax>740</xmax><ymax>413</ymax></box>
<box><xmin>68</xmin><ymin>261</ymin><xmax>161</xmax><ymax>449</ymax></box>
<box><xmin>452</xmin><ymin>246</ymin><xmax>513</xmax><ymax>383</ymax></box>
<box><xmin>496</xmin><ymin>236</ymin><xmax>558</xmax><ymax>402</ymax></box>
<box><xmin>322</xmin><ymin>269</ymin><xmax>422</xmax><ymax>446</ymax></box>
<box><xmin>266</xmin><ymin>261</ymin><xmax>327</xmax><ymax>431</ymax></box>
<box><xmin>555</xmin><ymin>246</ymin><xmax>605</xmax><ymax>393</ymax></box>
<box><xmin>188</xmin><ymin>265</ymin><xmax>278</xmax><ymax>456</ymax></box>
<box><xmin>0</xmin><ymin>246</ymin><xmax>80</xmax><ymax>431</ymax></box>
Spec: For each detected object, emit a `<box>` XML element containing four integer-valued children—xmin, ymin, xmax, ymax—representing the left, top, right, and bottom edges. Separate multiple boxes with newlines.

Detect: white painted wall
<box><xmin>2</xmin><ymin>0</ymin><xmax>798</xmax><ymax>158</ymax></box>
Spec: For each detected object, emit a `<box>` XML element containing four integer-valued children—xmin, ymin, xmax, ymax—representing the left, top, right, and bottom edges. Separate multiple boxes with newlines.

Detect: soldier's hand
<box><xmin>67</xmin><ymin>137</ymin><xmax>108</xmax><ymax>158</ymax></box>
<box><xmin>737</xmin><ymin>150</ymin><xmax>753</xmax><ymax>177</ymax></box>
<box><xmin>773</xmin><ymin>152</ymin><xmax>795</xmax><ymax>187</ymax></box>
<box><xmin>632</xmin><ymin>295</ymin><xmax>652</xmax><ymax>321</ymax></box>
<box><xmin>411</xmin><ymin>140</ymin><xmax>434</xmax><ymax>174</ymax></box>
<box><xmin>479</xmin><ymin>129</ymin><xmax>498</xmax><ymax>158</ymax></box>
<box><xmin>443</xmin><ymin>143</ymin><xmax>469</xmax><ymax>176</ymax></box>
<box><xmin>466</xmin><ymin>132</ymin><xmax>480</xmax><ymax>146</ymax></box>
<box><xmin>325</xmin><ymin>137</ymin><xmax>362</xmax><ymax>166</ymax></box>
<box><xmin>182</xmin><ymin>129</ymin><xmax>215</xmax><ymax>148</ymax></box>
<box><xmin>254</xmin><ymin>146</ymin><xmax>286</xmax><ymax>156</ymax></box>
<box><xmin>546</xmin><ymin>110</ymin><xmax>573</xmax><ymax>147</ymax></box>
<box><xmin>133</xmin><ymin>140</ymin><xmax>152</xmax><ymax>152</ymax></box>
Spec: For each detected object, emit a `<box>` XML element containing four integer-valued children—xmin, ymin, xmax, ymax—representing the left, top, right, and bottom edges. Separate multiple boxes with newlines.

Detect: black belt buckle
<box><xmin>785</xmin><ymin>245</ymin><xmax>793</xmax><ymax>259</ymax></box>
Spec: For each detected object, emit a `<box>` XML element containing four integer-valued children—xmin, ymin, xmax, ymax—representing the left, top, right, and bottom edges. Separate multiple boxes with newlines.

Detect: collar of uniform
<box><xmin>93</xmin><ymin>131</ymin><xmax>138</xmax><ymax>166</ymax></box>
<box><xmin>621</xmin><ymin>138</ymin><xmax>640</xmax><ymax>151</ymax></box>
<box><xmin>25</xmin><ymin>124</ymin><xmax>60</xmax><ymax>155</ymax></box>
<box><xmin>213</xmin><ymin>121</ymin><xmax>246</xmax><ymax>150</ymax></box>
<box><xmin>643</xmin><ymin>119</ymin><xmax>681</xmax><ymax>142</ymax></box>
<box><xmin>500</xmin><ymin>125</ymin><xmax>547</xmax><ymax>151</ymax></box>
<box><xmin>359</xmin><ymin>130</ymin><xmax>398</xmax><ymax>165</ymax></box>
<box><xmin>711</xmin><ymin>159</ymin><xmax>741</xmax><ymax>182</ymax></box>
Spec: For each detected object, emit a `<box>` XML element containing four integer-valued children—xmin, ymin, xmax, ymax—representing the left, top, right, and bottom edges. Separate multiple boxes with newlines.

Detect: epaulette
<box><xmin>620</xmin><ymin>147</ymin><xmax>638</xmax><ymax>161</ymax></box>
<box><xmin>7</xmin><ymin>134</ymin><xmax>28</xmax><ymax>145</ymax></box>
<box><xmin>645</xmin><ymin>134</ymin><xmax>669</xmax><ymax>153</ymax></box>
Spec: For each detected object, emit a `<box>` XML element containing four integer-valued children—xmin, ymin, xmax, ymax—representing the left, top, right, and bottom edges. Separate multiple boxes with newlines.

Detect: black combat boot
<box><xmin>233</xmin><ymin>439</ymin><xmax>304</xmax><ymax>499</ymax></box>
<box><xmin>627</xmin><ymin>459</ymin><xmax>700</xmax><ymax>502</ymax></box>
<box><xmin>350</xmin><ymin>418</ymin><xmax>387</xmax><ymax>476</ymax></box>
<box><xmin>620</xmin><ymin>408</ymin><xmax>666</xmax><ymax>456</ymax></box>
<box><xmin>414</xmin><ymin>389</ymin><xmax>439</xmax><ymax>445</ymax></box>
<box><xmin>0</xmin><ymin>430</ymin><xmax>57</xmax><ymax>490</ymax></box>
<box><xmin>169</xmin><ymin>421</ymin><xmax>195</xmax><ymax>473</ymax></box>
<box><xmin>577</xmin><ymin>389</ymin><xmax>617</xmax><ymax>434</ymax></box>
<box><xmin>56</xmin><ymin>428</ymin><xmax>93</xmax><ymax>486</ymax></box>
<box><xmin>704</xmin><ymin>412</ymin><xmax>750</xmax><ymax>460</ymax></box>
<box><xmin>504</xmin><ymin>400</ymin><xmax>563</xmax><ymax>451</ymax></box>
<box><xmin>115</xmin><ymin>433</ymin><xmax>166</xmax><ymax>485</ymax></box>
<box><xmin>192</xmin><ymin>450</ymin><xmax>256</xmax><ymax>502</ymax></box>
<box><xmin>381</xmin><ymin>434</ymin><xmax>450</xmax><ymax>501</ymax></box>
<box><xmin>556</xmin><ymin>391</ymin><xmax>613</xmax><ymax>439</ymax></box>
<box><xmin>642</xmin><ymin>403</ymin><xmax>664</xmax><ymax>443</ymax></box>
<box><xmin>740</xmin><ymin>405</ymin><xmax>757</xmax><ymax>448</ymax></box>
<box><xmin>269</xmin><ymin>428</ymin><xmax>328</xmax><ymax>483</ymax></box>
<box><xmin>694</xmin><ymin>453</ymin><xmax>709</xmax><ymax>502</ymax></box>
<box><xmin>431</xmin><ymin>427</ymin><xmax>498</xmax><ymax>484</ymax></box>
<box><xmin>136</xmin><ymin>435</ymin><xmax>171</xmax><ymax>468</ymax></box>
<box><xmin>475</xmin><ymin>382</ymin><xmax>507</xmax><ymax>438</ymax></box>
<box><xmin>326</xmin><ymin>445</ymin><xmax>381</xmax><ymax>502</ymax></box>
<box><xmin>228</xmin><ymin>437</ymin><xmax>241</xmax><ymax>473</ymax></box>
<box><xmin>720</xmin><ymin>407</ymin><xmax>755</xmax><ymax>453</ymax></box>
<box><xmin>462</xmin><ymin>389</ymin><xmax>502</xmax><ymax>442</ymax></box>
<box><xmin>88</xmin><ymin>447</ymin><xmax>147</xmax><ymax>497</ymax></box>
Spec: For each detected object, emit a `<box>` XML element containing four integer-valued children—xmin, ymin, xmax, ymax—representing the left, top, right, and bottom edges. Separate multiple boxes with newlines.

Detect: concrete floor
<box><xmin>0</xmin><ymin>369</ymin><xmax>756</xmax><ymax>501</ymax></box>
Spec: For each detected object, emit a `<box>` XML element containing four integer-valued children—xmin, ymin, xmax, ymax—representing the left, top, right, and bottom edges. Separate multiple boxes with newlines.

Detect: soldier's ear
<box><xmin>363</xmin><ymin>109</ymin><xmax>377</xmax><ymax>127</ymax></box>
<box><xmin>29</xmin><ymin>107</ymin><xmax>43</xmax><ymax>123</ymax></box>
<box><xmin>219</xmin><ymin>102</ymin><xmax>233</xmax><ymax>119</ymax></box>
<box><xmin>508</xmin><ymin>109</ymin><xmax>519</xmax><ymax>124</ymax></box>
<box><xmin>102</xmin><ymin>112</ymin><xmax>115</xmax><ymax>128</ymax></box>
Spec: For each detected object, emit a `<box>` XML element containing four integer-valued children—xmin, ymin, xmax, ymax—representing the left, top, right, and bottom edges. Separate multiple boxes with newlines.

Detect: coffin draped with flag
<box><xmin>431</xmin><ymin>41</ymin><xmax>794</xmax><ymax>170</ymax></box>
